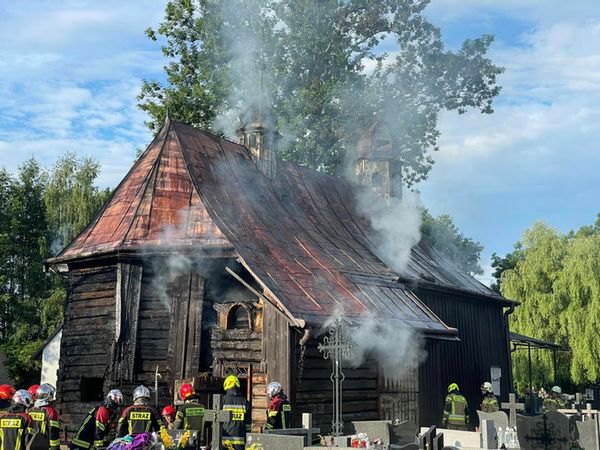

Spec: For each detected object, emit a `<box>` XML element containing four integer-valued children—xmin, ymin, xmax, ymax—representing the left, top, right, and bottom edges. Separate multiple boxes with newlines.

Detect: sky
<box><xmin>1</xmin><ymin>1</ymin><xmax>599</xmax><ymax>285</ymax></box>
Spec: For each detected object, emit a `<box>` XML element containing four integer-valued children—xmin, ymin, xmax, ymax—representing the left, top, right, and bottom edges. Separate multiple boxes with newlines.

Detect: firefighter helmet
<box><xmin>223</xmin><ymin>375</ymin><xmax>240</xmax><ymax>391</ymax></box>
<box><xmin>105</xmin><ymin>389</ymin><xmax>124</xmax><ymax>408</ymax></box>
<box><xmin>133</xmin><ymin>385</ymin><xmax>151</xmax><ymax>402</ymax></box>
<box><xmin>0</xmin><ymin>384</ymin><xmax>15</xmax><ymax>400</ymax></box>
<box><xmin>162</xmin><ymin>405</ymin><xmax>176</xmax><ymax>417</ymax></box>
<box><xmin>28</xmin><ymin>384</ymin><xmax>40</xmax><ymax>398</ymax></box>
<box><xmin>448</xmin><ymin>383</ymin><xmax>459</xmax><ymax>393</ymax></box>
<box><xmin>266</xmin><ymin>382</ymin><xmax>282</xmax><ymax>398</ymax></box>
<box><xmin>481</xmin><ymin>382</ymin><xmax>493</xmax><ymax>393</ymax></box>
<box><xmin>552</xmin><ymin>386</ymin><xmax>562</xmax><ymax>394</ymax></box>
<box><xmin>35</xmin><ymin>383</ymin><xmax>56</xmax><ymax>406</ymax></box>
<box><xmin>179</xmin><ymin>383</ymin><xmax>195</xmax><ymax>401</ymax></box>
<box><xmin>13</xmin><ymin>389</ymin><xmax>33</xmax><ymax>408</ymax></box>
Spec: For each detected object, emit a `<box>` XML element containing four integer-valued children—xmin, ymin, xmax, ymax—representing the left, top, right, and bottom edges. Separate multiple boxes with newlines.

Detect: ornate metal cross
<box><xmin>318</xmin><ymin>317</ymin><xmax>352</xmax><ymax>436</ymax></box>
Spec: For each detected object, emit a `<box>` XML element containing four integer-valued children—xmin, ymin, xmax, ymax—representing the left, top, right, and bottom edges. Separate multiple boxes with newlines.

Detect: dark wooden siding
<box><xmin>417</xmin><ymin>288</ymin><xmax>511</xmax><ymax>428</ymax></box>
<box><xmin>295</xmin><ymin>337</ymin><xmax>379</xmax><ymax>434</ymax></box>
<box><xmin>57</xmin><ymin>264</ymin><xmax>116</xmax><ymax>435</ymax></box>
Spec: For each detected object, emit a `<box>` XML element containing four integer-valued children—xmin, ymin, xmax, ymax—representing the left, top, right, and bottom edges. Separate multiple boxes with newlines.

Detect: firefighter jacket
<box><xmin>29</xmin><ymin>405</ymin><xmax>60</xmax><ymax>450</ymax></box>
<box><xmin>443</xmin><ymin>392</ymin><xmax>470</xmax><ymax>429</ymax></box>
<box><xmin>0</xmin><ymin>404</ymin><xmax>33</xmax><ymax>450</ymax></box>
<box><xmin>480</xmin><ymin>393</ymin><xmax>499</xmax><ymax>413</ymax></box>
<box><xmin>543</xmin><ymin>396</ymin><xmax>566</xmax><ymax>412</ymax></box>
<box><xmin>116</xmin><ymin>405</ymin><xmax>160</xmax><ymax>437</ymax></box>
<box><xmin>222</xmin><ymin>388</ymin><xmax>251</xmax><ymax>450</ymax></box>
<box><xmin>0</xmin><ymin>400</ymin><xmax>11</xmax><ymax>412</ymax></box>
<box><xmin>69</xmin><ymin>404</ymin><xmax>113</xmax><ymax>450</ymax></box>
<box><xmin>266</xmin><ymin>393</ymin><xmax>291</xmax><ymax>430</ymax></box>
<box><xmin>174</xmin><ymin>397</ymin><xmax>205</xmax><ymax>443</ymax></box>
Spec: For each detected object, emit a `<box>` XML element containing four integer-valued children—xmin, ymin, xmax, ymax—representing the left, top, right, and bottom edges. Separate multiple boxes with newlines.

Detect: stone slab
<box><xmin>517</xmin><ymin>412</ymin><xmax>570</xmax><ymax>450</ymax></box>
<box><xmin>352</xmin><ymin>420</ymin><xmax>392</xmax><ymax>446</ymax></box>
<box><xmin>246</xmin><ymin>432</ymin><xmax>304</xmax><ymax>450</ymax></box>
<box><xmin>478</xmin><ymin>410</ymin><xmax>509</xmax><ymax>430</ymax></box>
<box><xmin>422</xmin><ymin>428</ymin><xmax>481</xmax><ymax>449</ymax></box>
<box><xmin>577</xmin><ymin>419</ymin><xmax>599</xmax><ymax>450</ymax></box>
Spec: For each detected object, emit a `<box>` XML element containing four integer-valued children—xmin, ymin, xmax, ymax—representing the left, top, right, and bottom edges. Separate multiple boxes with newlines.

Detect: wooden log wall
<box><xmin>294</xmin><ymin>337</ymin><xmax>379</xmax><ymax>434</ymax></box>
<box><xmin>57</xmin><ymin>264</ymin><xmax>117</xmax><ymax>436</ymax></box>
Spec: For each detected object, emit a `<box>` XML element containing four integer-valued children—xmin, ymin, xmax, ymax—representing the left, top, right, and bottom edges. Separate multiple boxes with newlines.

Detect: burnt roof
<box><xmin>50</xmin><ymin>119</ymin><xmax>508</xmax><ymax>333</ymax></box>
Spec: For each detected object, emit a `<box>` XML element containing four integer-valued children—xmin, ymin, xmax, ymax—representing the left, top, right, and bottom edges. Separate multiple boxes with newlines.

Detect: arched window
<box><xmin>248</xmin><ymin>133</ymin><xmax>257</xmax><ymax>148</ymax></box>
<box><xmin>371</xmin><ymin>172</ymin><xmax>382</xmax><ymax>187</ymax></box>
<box><xmin>227</xmin><ymin>305</ymin><xmax>250</xmax><ymax>330</ymax></box>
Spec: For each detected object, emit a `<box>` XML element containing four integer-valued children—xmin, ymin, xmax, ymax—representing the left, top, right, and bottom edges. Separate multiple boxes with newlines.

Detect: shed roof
<box><xmin>50</xmin><ymin>119</ymin><xmax>505</xmax><ymax>333</ymax></box>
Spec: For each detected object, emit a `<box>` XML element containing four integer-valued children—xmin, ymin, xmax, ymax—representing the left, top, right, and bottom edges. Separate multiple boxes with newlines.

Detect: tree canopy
<box><xmin>421</xmin><ymin>209</ymin><xmax>484</xmax><ymax>276</ymax></box>
<box><xmin>140</xmin><ymin>0</ymin><xmax>503</xmax><ymax>181</ymax></box>
<box><xmin>498</xmin><ymin>216</ymin><xmax>600</xmax><ymax>391</ymax></box>
<box><xmin>0</xmin><ymin>155</ymin><xmax>109</xmax><ymax>384</ymax></box>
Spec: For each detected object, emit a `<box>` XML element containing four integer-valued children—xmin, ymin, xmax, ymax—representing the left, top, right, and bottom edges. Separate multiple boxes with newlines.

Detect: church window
<box><xmin>227</xmin><ymin>304</ymin><xmax>250</xmax><ymax>330</ymax></box>
<box><xmin>249</xmin><ymin>134</ymin><xmax>257</xmax><ymax>147</ymax></box>
<box><xmin>371</xmin><ymin>172</ymin><xmax>382</xmax><ymax>187</ymax></box>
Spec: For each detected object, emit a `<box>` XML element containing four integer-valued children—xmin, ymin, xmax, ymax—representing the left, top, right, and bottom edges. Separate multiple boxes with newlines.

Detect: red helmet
<box><xmin>0</xmin><ymin>384</ymin><xmax>15</xmax><ymax>400</ymax></box>
<box><xmin>162</xmin><ymin>405</ymin><xmax>176</xmax><ymax>417</ymax></box>
<box><xmin>28</xmin><ymin>385</ymin><xmax>40</xmax><ymax>398</ymax></box>
<box><xmin>179</xmin><ymin>383</ymin><xmax>194</xmax><ymax>401</ymax></box>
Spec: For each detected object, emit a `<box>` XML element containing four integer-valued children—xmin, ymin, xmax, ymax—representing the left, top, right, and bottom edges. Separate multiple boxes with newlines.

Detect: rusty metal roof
<box><xmin>53</xmin><ymin>119</ymin><xmax>506</xmax><ymax>333</ymax></box>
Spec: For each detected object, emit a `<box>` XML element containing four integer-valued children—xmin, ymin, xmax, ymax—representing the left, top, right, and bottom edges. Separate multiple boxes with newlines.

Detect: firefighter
<box><xmin>0</xmin><ymin>389</ymin><xmax>34</xmax><ymax>450</ymax></box>
<box><xmin>480</xmin><ymin>382</ymin><xmax>499</xmax><ymax>413</ymax></box>
<box><xmin>174</xmin><ymin>383</ymin><xmax>206</xmax><ymax>446</ymax></box>
<box><xmin>543</xmin><ymin>386</ymin><xmax>566</xmax><ymax>412</ymax></box>
<box><xmin>161</xmin><ymin>405</ymin><xmax>176</xmax><ymax>430</ymax></box>
<box><xmin>28</xmin><ymin>386</ymin><xmax>40</xmax><ymax>404</ymax></box>
<box><xmin>0</xmin><ymin>385</ymin><xmax>16</xmax><ymax>412</ymax></box>
<box><xmin>265</xmin><ymin>382</ymin><xmax>291</xmax><ymax>430</ymax></box>
<box><xmin>442</xmin><ymin>383</ymin><xmax>470</xmax><ymax>430</ymax></box>
<box><xmin>221</xmin><ymin>375</ymin><xmax>251</xmax><ymax>450</ymax></box>
<box><xmin>69</xmin><ymin>389</ymin><xmax>124</xmax><ymax>450</ymax></box>
<box><xmin>116</xmin><ymin>385</ymin><xmax>160</xmax><ymax>437</ymax></box>
<box><xmin>28</xmin><ymin>383</ymin><xmax>60</xmax><ymax>450</ymax></box>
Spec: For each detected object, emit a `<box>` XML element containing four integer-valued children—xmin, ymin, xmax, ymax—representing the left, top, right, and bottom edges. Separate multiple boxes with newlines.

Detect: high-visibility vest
<box><xmin>444</xmin><ymin>393</ymin><xmax>469</xmax><ymax>426</ymax></box>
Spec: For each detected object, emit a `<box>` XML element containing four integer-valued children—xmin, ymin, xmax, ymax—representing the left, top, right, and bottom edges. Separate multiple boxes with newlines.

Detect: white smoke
<box><xmin>324</xmin><ymin>310</ymin><xmax>427</xmax><ymax>383</ymax></box>
<box><xmin>356</xmin><ymin>187</ymin><xmax>422</xmax><ymax>274</ymax></box>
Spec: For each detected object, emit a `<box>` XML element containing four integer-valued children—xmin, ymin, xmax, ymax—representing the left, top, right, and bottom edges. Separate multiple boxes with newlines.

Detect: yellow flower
<box><xmin>178</xmin><ymin>430</ymin><xmax>191</xmax><ymax>449</ymax></box>
<box><xmin>160</xmin><ymin>426</ymin><xmax>174</xmax><ymax>449</ymax></box>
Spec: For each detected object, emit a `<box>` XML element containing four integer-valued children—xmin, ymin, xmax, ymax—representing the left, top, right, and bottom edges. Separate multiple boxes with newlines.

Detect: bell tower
<box><xmin>355</xmin><ymin>121</ymin><xmax>402</xmax><ymax>199</ymax></box>
<box><xmin>236</xmin><ymin>100</ymin><xmax>281</xmax><ymax>179</ymax></box>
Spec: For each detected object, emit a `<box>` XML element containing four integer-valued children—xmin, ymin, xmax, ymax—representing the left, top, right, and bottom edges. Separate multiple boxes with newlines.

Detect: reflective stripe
<box><xmin>267</xmin><ymin>411</ymin><xmax>278</xmax><ymax>417</ymax></box>
<box><xmin>223</xmin><ymin>438</ymin><xmax>245</xmax><ymax>445</ymax></box>
<box><xmin>50</xmin><ymin>439</ymin><xmax>61</xmax><ymax>446</ymax></box>
<box><xmin>95</xmin><ymin>420</ymin><xmax>106</xmax><ymax>431</ymax></box>
<box><xmin>50</xmin><ymin>420</ymin><xmax>60</xmax><ymax>428</ymax></box>
<box><xmin>72</xmin><ymin>438</ymin><xmax>92</xmax><ymax>448</ymax></box>
<box><xmin>94</xmin><ymin>440</ymin><xmax>104</xmax><ymax>447</ymax></box>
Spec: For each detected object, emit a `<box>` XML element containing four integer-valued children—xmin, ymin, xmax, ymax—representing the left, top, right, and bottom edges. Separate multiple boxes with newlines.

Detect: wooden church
<box><xmin>46</xmin><ymin>105</ymin><xmax>516</xmax><ymax>434</ymax></box>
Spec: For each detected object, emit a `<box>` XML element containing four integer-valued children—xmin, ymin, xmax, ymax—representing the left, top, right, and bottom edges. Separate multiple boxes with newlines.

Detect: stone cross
<box><xmin>318</xmin><ymin>317</ymin><xmax>352</xmax><ymax>436</ymax></box>
<box><xmin>205</xmin><ymin>394</ymin><xmax>232</xmax><ymax>449</ymax></box>
<box><xmin>302</xmin><ymin>412</ymin><xmax>321</xmax><ymax>445</ymax></box>
<box><xmin>502</xmin><ymin>394</ymin><xmax>525</xmax><ymax>428</ymax></box>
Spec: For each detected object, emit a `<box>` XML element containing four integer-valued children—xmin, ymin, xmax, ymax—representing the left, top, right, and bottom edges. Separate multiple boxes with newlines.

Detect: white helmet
<box><xmin>552</xmin><ymin>386</ymin><xmax>562</xmax><ymax>395</ymax></box>
<box><xmin>13</xmin><ymin>389</ymin><xmax>33</xmax><ymax>408</ymax></box>
<box><xmin>481</xmin><ymin>382</ymin><xmax>493</xmax><ymax>393</ymax></box>
<box><xmin>266</xmin><ymin>382</ymin><xmax>282</xmax><ymax>398</ymax></box>
<box><xmin>35</xmin><ymin>383</ymin><xmax>56</xmax><ymax>406</ymax></box>
<box><xmin>133</xmin><ymin>385</ymin><xmax>151</xmax><ymax>403</ymax></box>
<box><xmin>105</xmin><ymin>389</ymin><xmax>124</xmax><ymax>408</ymax></box>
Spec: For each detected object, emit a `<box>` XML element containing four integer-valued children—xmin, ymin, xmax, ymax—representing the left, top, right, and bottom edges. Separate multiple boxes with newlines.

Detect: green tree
<box><xmin>490</xmin><ymin>243</ymin><xmax>524</xmax><ymax>293</ymax></box>
<box><xmin>500</xmin><ymin>218</ymin><xmax>600</xmax><ymax>390</ymax></box>
<box><xmin>140</xmin><ymin>0</ymin><xmax>503</xmax><ymax>179</ymax></box>
<box><xmin>421</xmin><ymin>210</ymin><xmax>484</xmax><ymax>276</ymax></box>
<box><xmin>44</xmin><ymin>152</ymin><xmax>111</xmax><ymax>252</ymax></box>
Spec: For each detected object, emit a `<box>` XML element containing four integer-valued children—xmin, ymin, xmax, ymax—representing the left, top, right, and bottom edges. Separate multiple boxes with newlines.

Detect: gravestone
<box><xmin>502</xmin><ymin>394</ymin><xmax>525</xmax><ymax>428</ymax></box>
<box><xmin>390</xmin><ymin>444</ymin><xmax>420</xmax><ymax>450</ymax></box>
<box><xmin>263</xmin><ymin>412</ymin><xmax>320</xmax><ymax>446</ymax></box>
<box><xmin>517</xmin><ymin>412</ymin><xmax>570</xmax><ymax>450</ymax></box>
<box><xmin>478</xmin><ymin>411</ymin><xmax>509</xmax><ymax>430</ymax></box>
<box><xmin>577</xmin><ymin>419</ymin><xmax>599</xmax><ymax>450</ymax></box>
<box><xmin>352</xmin><ymin>420</ymin><xmax>392</xmax><ymax>446</ymax></box>
<box><xmin>389</xmin><ymin>421</ymin><xmax>419</xmax><ymax>446</ymax></box>
<box><xmin>480</xmin><ymin>419</ymin><xmax>498</xmax><ymax>449</ymax></box>
<box><xmin>246</xmin><ymin>432</ymin><xmax>304</xmax><ymax>450</ymax></box>
<box><xmin>419</xmin><ymin>426</ymin><xmax>444</xmax><ymax>450</ymax></box>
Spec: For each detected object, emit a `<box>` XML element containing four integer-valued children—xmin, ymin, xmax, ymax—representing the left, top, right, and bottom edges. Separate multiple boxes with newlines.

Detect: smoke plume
<box><xmin>355</xmin><ymin>187</ymin><xmax>422</xmax><ymax>274</ymax></box>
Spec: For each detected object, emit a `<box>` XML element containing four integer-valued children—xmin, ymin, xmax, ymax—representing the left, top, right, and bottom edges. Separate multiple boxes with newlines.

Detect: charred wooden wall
<box><xmin>56</xmin><ymin>263</ymin><xmax>117</xmax><ymax>435</ymax></box>
<box><xmin>294</xmin><ymin>336</ymin><xmax>379</xmax><ymax>434</ymax></box>
<box><xmin>417</xmin><ymin>287</ymin><xmax>511</xmax><ymax>428</ymax></box>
